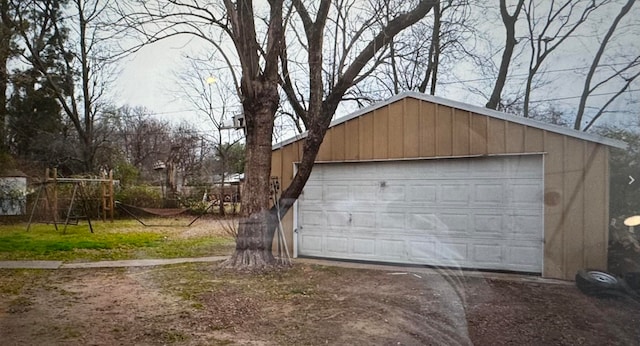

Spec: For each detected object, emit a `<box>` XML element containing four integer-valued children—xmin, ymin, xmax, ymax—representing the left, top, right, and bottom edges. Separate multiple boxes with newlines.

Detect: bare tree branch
<box><xmin>575</xmin><ymin>0</ymin><xmax>636</xmax><ymax>130</ymax></box>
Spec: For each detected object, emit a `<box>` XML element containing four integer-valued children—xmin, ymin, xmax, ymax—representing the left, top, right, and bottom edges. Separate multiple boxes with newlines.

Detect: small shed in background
<box><xmin>0</xmin><ymin>169</ymin><xmax>28</xmax><ymax>216</ymax></box>
<box><xmin>271</xmin><ymin>92</ymin><xmax>626</xmax><ymax>281</ymax></box>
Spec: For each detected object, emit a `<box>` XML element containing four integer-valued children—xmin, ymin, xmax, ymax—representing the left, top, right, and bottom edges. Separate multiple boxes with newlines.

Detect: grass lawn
<box><xmin>0</xmin><ymin>218</ymin><xmax>235</xmax><ymax>262</ymax></box>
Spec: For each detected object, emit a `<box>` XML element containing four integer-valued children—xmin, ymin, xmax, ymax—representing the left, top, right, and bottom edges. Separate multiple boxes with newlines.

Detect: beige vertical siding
<box><xmin>436</xmin><ymin>105</ymin><xmax>453</xmax><ymax>156</ymax></box>
<box><xmin>403</xmin><ymin>100</ymin><xmax>420</xmax><ymax>157</ymax></box>
<box><xmin>525</xmin><ymin>127</ymin><xmax>544</xmax><ymax>152</ymax></box>
<box><xmin>271</xmin><ymin>97</ymin><xmax>610</xmax><ymax>280</ymax></box>
<box><xmin>345</xmin><ymin>120</ymin><xmax>360</xmax><ymax>160</ymax></box>
<box><xmin>453</xmin><ymin>109</ymin><xmax>470</xmax><ymax>156</ymax></box>
<box><xmin>583</xmin><ymin>143</ymin><xmax>609</xmax><ymax>269</ymax></box>
<box><xmin>331</xmin><ymin>125</ymin><xmax>346</xmax><ymax>161</ymax></box>
<box><xmin>470</xmin><ymin>114</ymin><xmax>488</xmax><ymax>155</ymax></box>
<box><xmin>487</xmin><ymin>118</ymin><xmax>507</xmax><ymax>154</ymax></box>
<box><xmin>359</xmin><ymin>114</ymin><xmax>374</xmax><ymax>160</ymax></box>
<box><xmin>388</xmin><ymin>101</ymin><xmax>404</xmax><ymax>158</ymax></box>
<box><xmin>419</xmin><ymin>101</ymin><xmax>436</xmax><ymax>157</ymax></box>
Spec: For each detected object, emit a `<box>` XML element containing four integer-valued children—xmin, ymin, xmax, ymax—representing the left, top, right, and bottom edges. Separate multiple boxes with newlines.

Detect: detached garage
<box><xmin>271</xmin><ymin>92</ymin><xmax>626</xmax><ymax>280</ymax></box>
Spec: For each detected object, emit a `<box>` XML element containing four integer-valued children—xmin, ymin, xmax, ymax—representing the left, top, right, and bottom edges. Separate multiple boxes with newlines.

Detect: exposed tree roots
<box><xmin>220</xmin><ymin>249</ymin><xmax>292</xmax><ymax>272</ymax></box>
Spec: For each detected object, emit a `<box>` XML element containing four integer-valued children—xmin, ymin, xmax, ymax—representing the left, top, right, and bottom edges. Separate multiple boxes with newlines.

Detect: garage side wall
<box><xmin>271</xmin><ymin>97</ymin><xmax>609</xmax><ymax>280</ymax></box>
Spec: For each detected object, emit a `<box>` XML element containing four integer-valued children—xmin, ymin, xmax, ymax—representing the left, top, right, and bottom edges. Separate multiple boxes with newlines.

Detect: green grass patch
<box><xmin>0</xmin><ymin>220</ymin><xmax>235</xmax><ymax>261</ymax></box>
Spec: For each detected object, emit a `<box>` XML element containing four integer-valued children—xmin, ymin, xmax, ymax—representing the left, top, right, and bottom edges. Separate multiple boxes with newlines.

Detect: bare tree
<box><xmin>111</xmin><ymin>105</ymin><xmax>172</xmax><ymax>179</ymax></box>
<box><xmin>415</xmin><ymin>0</ymin><xmax>480</xmax><ymax>95</ymax></box>
<box><xmin>521</xmin><ymin>0</ymin><xmax>610</xmax><ymax>118</ymax></box>
<box><xmin>168</xmin><ymin>122</ymin><xmax>210</xmax><ymax>200</ymax></box>
<box><xmin>336</xmin><ymin>0</ymin><xmax>480</xmax><ymax>99</ymax></box>
<box><xmin>575</xmin><ymin>0</ymin><xmax>638</xmax><ymax>131</ymax></box>
<box><xmin>272</xmin><ymin>0</ymin><xmax>436</xmax><ymax>264</ymax></box>
<box><xmin>115</xmin><ymin>0</ymin><xmax>436</xmax><ymax>269</ymax></box>
<box><xmin>172</xmin><ymin>55</ymin><xmax>244</xmax><ymax>215</ymax></box>
<box><xmin>485</xmin><ymin>0</ymin><xmax>525</xmax><ymax>109</ymax></box>
<box><xmin>10</xmin><ymin>0</ymin><xmax>116</xmax><ymax>171</ymax></box>
<box><xmin>480</xmin><ymin>0</ymin><xmax>639</xmax><ymax>129</ymax></box>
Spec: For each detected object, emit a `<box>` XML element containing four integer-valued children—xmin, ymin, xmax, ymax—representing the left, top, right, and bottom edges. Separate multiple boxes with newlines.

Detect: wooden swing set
<box><xmin>26</xmin><ymin>168</ymin><xmax>114</xmax><ymax>233</ymax></box>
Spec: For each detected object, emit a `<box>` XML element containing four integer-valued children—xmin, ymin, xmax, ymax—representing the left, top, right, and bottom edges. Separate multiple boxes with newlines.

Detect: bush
<box><xmin>113</xmin><ymin>162</ymin><xmax>140</xmax><ymax>188</ymax></box>
<box><xmin>608</xmin><ymin>216</ymin><xmax>640</xmax><ymax>274</ymax></box>
<box><xmin>182</xmin><ymin>200</ymin><xmax>210</xmax><ymax>215</ymax></box>
<box><xmin>116</xmin><ymin>185</ymin><xmax>163</xmax><ymax>208</ymax></box>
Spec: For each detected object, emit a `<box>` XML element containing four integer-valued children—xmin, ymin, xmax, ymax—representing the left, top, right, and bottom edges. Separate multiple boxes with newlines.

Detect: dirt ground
<box><xmin>1</xmin><ymin>261</ymin><xmax>639</xmax><ymax>346</ymax></box>
<box><xmin>1</xmin><ymin>220</ymin><xmax>639</xmax><ymax>345</ymax></box>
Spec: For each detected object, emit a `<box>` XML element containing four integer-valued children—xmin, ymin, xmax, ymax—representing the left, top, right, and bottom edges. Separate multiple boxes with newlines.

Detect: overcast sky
<box><xmin>112</xmin><ymin>1</ymin><xmax>639</xmax><ymax>136</ymax></box>
<box><xmin>115</xmin><ymin>37</ymin><xmax>194</xmax><ymax>123</ymax></box>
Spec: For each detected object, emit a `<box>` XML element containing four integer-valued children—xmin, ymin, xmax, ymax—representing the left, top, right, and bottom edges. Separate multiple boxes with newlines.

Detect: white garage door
<box><xmin>296</xmin><ymin>155</ymin><xmax>544</xmax><ymax>273</ymax></box>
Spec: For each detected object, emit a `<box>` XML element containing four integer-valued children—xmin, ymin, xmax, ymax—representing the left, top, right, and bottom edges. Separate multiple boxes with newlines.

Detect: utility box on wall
<box><xmin>0</xmin><ymin>170</ymin><xmax>27</xmax><ymax>216</ymax></box>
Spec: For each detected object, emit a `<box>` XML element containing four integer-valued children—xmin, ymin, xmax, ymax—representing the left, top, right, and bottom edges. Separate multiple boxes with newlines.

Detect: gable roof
<box><xmin>273</xmin><ymin>91</ymin><xmax>627</xmax><ymax>150</ymax></box>
<box><xmin>0</xmin><ymin>169</ymin><xmax>27</xmax><ymax>178</ymax></box>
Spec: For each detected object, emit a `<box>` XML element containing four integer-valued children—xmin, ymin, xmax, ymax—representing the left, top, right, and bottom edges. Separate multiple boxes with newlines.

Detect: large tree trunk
<box><xmin>0</xmin><ymin>0</ymin><xmax>10</xmax><ymax>152</ymax></box>
<box><xmin>222</xmin><ymin>0</ymin><xmax>283</xmax><ymax>269</ymax></box>
<box><xmin>222</xmin><ymin>0</ymin><xmax>431</xmax><ymax>270</ymax></box>
<box><xmin>224</xmin><ymin>81</ymin><xmax>279</xmax><ymax>269</ymax></box>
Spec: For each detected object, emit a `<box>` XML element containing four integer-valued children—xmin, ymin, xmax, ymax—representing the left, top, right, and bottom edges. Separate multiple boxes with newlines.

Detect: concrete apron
<box><xmin>293</xmin><ymin>258</ymin><xmax>574</xmax><ymax>286</ymax></box>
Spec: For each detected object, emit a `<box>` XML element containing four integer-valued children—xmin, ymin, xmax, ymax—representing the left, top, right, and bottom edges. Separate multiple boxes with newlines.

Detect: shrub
<box><xmin>116</xmin><ymin>185</ymin><xmax>163</xmax><ymax>208</ymax></box>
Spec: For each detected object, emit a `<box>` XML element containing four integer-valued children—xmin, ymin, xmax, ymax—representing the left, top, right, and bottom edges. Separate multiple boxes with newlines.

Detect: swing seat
<box><xmin>50</xmin><ymin>215</ymin><xmax>87</xmax><ymax>225</ymax></box>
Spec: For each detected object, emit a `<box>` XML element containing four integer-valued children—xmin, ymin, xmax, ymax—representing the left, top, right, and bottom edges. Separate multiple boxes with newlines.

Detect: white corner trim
<box><xmin>292</xmin><ymin>162</ymin><xmax>299</xmax><ymax>258</ymax></box>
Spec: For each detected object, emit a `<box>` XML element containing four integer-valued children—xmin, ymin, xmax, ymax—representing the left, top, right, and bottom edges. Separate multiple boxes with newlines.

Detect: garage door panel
<box><xmin>437</xmin><ymin>242</ymin><xmax>469</xmax><ymax>262</ymax></box>
<box><xmin>300</xmin><ymin>210</ymin><xmax>325</xmax><ymax>226</ymax></box>
<box><xmin>327</xmin><ymin>211</ymin><xmax>351</xmax><ymax>226</ymax></box>
<box><xmin>401</xmin><ymin>162</ymin><xmax>438</xmax><ymax>177</ymax></box>
<box><xmin>505</xmin><ymin>244</ymin><xmax>542</xmax><ymax>267</ymax></box>
<box><xmin>410</xmin><ymin>241</ymin><xmax>474</xmax><ymax>266</ymax></box>
<box><xmin>471</xmin><ymin>158</ymin><xmax>504</xmax><ymax>174</ymax></box>
<box><xmin>509</xmin><ymin>184</ymin><xmax>542</xmax><ymax>205</ymax></box>
<box><xmin>301</xmin><ymin>186</ymin><xmax>323</xmax><ymax>201</ymax></box>
<box><xmin>436</xmin><ymin>159</ymin><xmax>470</xmax><ymax>175</ymax></box>
<box><xmin>408</xmin><ymin>213</ymin><xmax>440</xmax><ymax>231</ymax></box>
<box><xmin>326</xmin><ymin>237</ymin><xmax>349</xmax><ymax>254</ymax></box>
<box><xmin>352</xmin><ymin>185</ymin><xmax>377</xmax><ymax>201</ymax></box>
<box><xmin>325</xmin><ymin>185</ymin><xmax>350</xmax><ymax>201</ymax></box>
<box><xmin>297</xmin><ymin>156</ymin><xmax>543</xmax><ymax>273</ymax></box>
<box><xmin>352</xmin><ymin>238</ymin><xmax>376</xmax><ymax>255</ymax></box>
<box><xmin>440</xmin><ymin>184</ymin><xmax>470</xmax><ymax>204</ymax></box>
<box><xmin>472</xmin><ymin>244</ymin><xmax>503</xmax><ymax>265</ymax></box>
<box><xmin>510</xmin><ymin>214</ymin><xmax>542</xmax><ymax>236</ymax></box>
<box><xmin>351</xmin><ymin>212</ymin><xmax>376</xmax><ymax>228</ymax></box>
<box><xmin>439</xmin><ymin>213</ymin><xmax>469</xmax><ymax>233</ymax></box>
<box><xmin>473</xmin><ymin>183</ymin><xmax>504</xmax><ymax>204</ymax></box>
<box><xmin>379</xmin><ymin>239</ymin><xmax>406</xmax><ymax>259</ymax></box>
<box><xmin>379</xmin><ymin>185</ymin><xmax>405</xmax><ymax>201</ymax></box>
<box><xmin>505</xmin><ymin>157</ymin><xmax>542</xmax><ymax>176</ymax></box>
<box><xmin>409</xmin><ymin>241</ymin><xmax>438</xmax><ymax>260</ymax></box>
<box><xmin>470</xmin><ymin>240</ymin><xmax>541</xmax><ymax>271</ymax></box>
<box><xmin>300</xmin><ymin>234</ymin><xmax>323</xmax><ymax>253</ymax></box>
<box><xmin>473</xmin><ymin>214</ymin><xmax>504</xmax><ymax>235</ymax></box>
<box><xmin>407</xmin><ymin>185</ymin><xmax>437</xmax><ymax>202</ymax></box>
<box><xmin>377</xmin><ymin>212</ymin><xmax>405</xmax><ymax>229</ymax></box>
<box><xmin>313</xmin><ymin>201</ymin><xmax>377</xmax><ymax>212</ymax></box>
